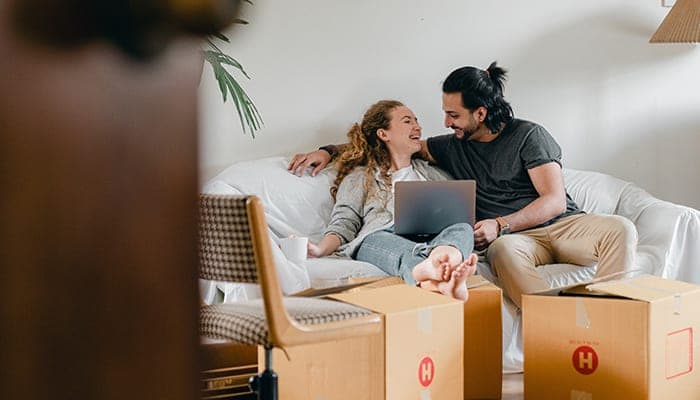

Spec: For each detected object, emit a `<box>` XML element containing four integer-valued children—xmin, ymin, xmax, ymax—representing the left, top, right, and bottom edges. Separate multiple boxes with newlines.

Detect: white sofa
<box><xmin>201</xmin><ymin>156</ymin><xmax>700</xmax><ymax>371</ymax></box>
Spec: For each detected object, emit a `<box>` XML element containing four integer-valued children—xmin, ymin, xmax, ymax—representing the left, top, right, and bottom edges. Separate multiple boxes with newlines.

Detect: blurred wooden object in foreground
<box><xmin>0</xmin><ymin>1</ymin><xmax>241</xmax><ymax>399</ymax></box>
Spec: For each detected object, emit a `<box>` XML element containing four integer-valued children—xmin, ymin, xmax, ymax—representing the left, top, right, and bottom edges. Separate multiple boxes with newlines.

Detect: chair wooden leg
<box><xmin>249</xmin><ymin>345</ymin><xmax>278</xmax><ymax>400</ymax></box>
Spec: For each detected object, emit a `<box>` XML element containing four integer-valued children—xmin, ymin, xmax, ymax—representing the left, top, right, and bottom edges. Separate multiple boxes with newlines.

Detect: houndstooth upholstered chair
<box><xmin>198</xmin><ymin>194</ymin><xmax>382</xmax><ymax>399</ymax></box>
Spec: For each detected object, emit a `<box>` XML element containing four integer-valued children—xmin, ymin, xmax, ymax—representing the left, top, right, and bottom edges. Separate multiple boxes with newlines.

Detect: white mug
<box><xmin>279</xmin><ymin>236</ymin><xmax>308</xmax><ymax>263</ymax></box>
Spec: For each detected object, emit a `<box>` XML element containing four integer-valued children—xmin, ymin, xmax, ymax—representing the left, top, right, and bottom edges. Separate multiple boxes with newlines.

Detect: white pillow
<box><xmin>206</xmin><ymin>156</ymin><xmax>336</xmax><ymax>242</ymax></box>
<box><xmin>563</xmin><ymin>168</ymin><xmax>631</xmax><ymax>215</ymax></box>
<box><xmin>200</xmin><ymin>179</ymin><xmax>311</xmax><ymax>297</ymax></box>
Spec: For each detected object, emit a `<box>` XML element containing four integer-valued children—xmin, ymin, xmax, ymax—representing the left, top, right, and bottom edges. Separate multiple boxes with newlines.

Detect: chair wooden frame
<box><xmin>199</xmin><ymin>194</ymin><xmax>382</xmax><ymax>399</ymax></box>
<box><xmin>243</xmin><ymin>195</ymin><xmax>382</xmax><ymax>347</ymax></box>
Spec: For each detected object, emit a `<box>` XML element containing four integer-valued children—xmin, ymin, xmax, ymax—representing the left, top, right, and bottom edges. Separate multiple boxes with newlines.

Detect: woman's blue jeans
<box><xmin>355</xmin><ymin>222</ymin><xmax>474</xmax><ymax>285</ymax></box>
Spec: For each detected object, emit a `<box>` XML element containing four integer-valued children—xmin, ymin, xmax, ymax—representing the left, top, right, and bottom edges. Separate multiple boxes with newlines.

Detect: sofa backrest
<box><xmin>205</xmin><ymin>158</ymin><xmax>638</xmax><ymax>234</ymax></box>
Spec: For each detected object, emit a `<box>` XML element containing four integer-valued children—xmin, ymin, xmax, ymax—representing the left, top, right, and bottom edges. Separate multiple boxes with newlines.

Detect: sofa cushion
<box><xmin>563</xmin><ymin>168</ymin><xmax>631</xmax><ymax>215</ymax></box>
<box><xmin>206</xmin><ymin>156</ymin><xmax>335</xmax><ymax>242</ymax></box>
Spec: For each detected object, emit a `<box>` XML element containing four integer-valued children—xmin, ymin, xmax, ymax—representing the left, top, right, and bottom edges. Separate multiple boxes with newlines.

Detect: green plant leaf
<box><xmin>203</xmin><ymin>47</ymin><xmax>263</xmax><ymax>137</ymax></box>
<box><xmin>203</xmin><ymin>1</ymin><xmax>262</xmax><ymax>137</ymax></box>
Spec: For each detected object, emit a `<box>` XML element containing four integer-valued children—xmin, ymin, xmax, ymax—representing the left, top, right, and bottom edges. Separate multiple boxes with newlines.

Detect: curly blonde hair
<box><xmin>330</xmin><ymin>100</ymin><xmax>403</xmax><ymax>202</ymax></box>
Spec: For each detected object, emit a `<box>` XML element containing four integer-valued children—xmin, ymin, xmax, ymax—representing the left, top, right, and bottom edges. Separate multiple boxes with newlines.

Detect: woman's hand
<box><xmin>306</xmin><ymin>234</ymin><xmax>341</xmax><ymax>258</ymax></box>
<box><xmin>307</xmin><ymin>241</ymin><xmax>325</xmax><ymax>258</ymax></box>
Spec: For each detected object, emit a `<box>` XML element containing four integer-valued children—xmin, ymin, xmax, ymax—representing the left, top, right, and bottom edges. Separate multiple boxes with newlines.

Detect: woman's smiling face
<box><xmin>378</xmin><ymin>105</ymin><xmax>422</xmax><ymax>157</ymax></box>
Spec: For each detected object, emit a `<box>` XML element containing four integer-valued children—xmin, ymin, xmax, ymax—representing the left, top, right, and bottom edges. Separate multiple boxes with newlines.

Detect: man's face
<box><xmin>442</xmin><ymin>92</ymin><xmax>481</xmax><ymax>141</ymax></box>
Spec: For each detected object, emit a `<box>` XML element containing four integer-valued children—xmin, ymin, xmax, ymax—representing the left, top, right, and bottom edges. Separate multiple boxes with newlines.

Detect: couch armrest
<box><xmin>617</xmin><ymin>184</ymin><xmax>700</xmax><ymax>282</ymax></box>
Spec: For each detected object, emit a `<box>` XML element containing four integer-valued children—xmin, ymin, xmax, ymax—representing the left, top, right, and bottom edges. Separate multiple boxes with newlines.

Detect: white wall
<box><xmin>199</xmin><ymin>0</ymin><xmax>700</xmax><ymax>209</ymax></box>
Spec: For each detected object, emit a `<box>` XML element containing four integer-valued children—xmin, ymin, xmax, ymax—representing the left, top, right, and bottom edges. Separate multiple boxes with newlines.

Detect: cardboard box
<box><xmin>267</xmin><ymin>283</ymin><xmax>464</xmax><ymax>400</ymax></box>
<box><xmin>523</xmin><ymin>275</ymin><xmax>700</xmax><ymax>400</ymax></box>
<box><xmin>270</xmin><ymin>276</ymin><xmax>503</xmax><ymax>399</ymax></box>
<box><xmin>464</xmin><ymin>276</ymin><xmax>503</xmax><ymax>399</ymax></box>
<box><xmin>264</xmin><ymin>333</ymin><xmax>385</xmax><ymax>400</ymax></box>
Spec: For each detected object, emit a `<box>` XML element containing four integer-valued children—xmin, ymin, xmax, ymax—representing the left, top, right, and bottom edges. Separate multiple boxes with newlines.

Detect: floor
<box><xmin>502</xmin><ymin>373</ymin><xmax>524</xmax><ymax>400</ymax></box>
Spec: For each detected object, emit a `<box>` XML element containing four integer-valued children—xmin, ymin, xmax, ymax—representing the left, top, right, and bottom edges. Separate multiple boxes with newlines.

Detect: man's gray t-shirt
<box><xmin>427</xmin><ymin>118</ymin><xmax>581</xmax><ymax>226</ymax></box>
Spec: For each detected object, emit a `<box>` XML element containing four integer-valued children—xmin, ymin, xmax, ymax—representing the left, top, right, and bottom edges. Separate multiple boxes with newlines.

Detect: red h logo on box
<box><xmin>572</xmin><ymin>345</ymin><xmax>598</xmax><ymax>375</ymax></box>
<box><xmin>418</xmin><ymin>356</ymin><xmax>435</xmax><ymax>387</ymax></box>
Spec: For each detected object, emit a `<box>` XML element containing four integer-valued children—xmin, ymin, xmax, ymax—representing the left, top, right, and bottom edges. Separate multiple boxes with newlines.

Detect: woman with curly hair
<box><xmin>307</xmin><ymin>100</ymin><xmax>477</xmax><ymax>300</ymax></box>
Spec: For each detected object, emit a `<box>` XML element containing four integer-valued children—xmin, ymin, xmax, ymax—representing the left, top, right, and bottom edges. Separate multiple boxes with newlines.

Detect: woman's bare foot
<box><xmin>412</xmin><ymin>253</ymin><xmax>450</xmax><ymax>282</ymax></box>
<box><xmin>412</xmin><ymin>245</ymin><xmax>462</xmax><ymax>282</ymax></box>
<box><xmin>436</xmin><ymin>253</ymin><xmax>478</xmax><ymax>301</ymax></box>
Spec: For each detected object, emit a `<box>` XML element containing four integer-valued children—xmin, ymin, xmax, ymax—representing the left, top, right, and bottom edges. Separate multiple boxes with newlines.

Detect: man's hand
<box><xmin>473</xmin><ymin>219</ymin><xmax>499</xmax><ymax>250</ymax></box>
<box><xmin>287</xmin><ymin>150</ymin><xmax>331</xmax><ymax>177</ymax></box>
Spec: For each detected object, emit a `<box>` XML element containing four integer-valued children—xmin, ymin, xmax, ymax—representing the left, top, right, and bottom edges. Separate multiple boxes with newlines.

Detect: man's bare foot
<box><xmin>436</xmin><ymin>253</ymin><xmax>478</xmax><ymax>301</ymax></box>
<box><xmin>412</xmin><ymin>246</ymin><xmax>462</xmax><ymax>282</ymax></box>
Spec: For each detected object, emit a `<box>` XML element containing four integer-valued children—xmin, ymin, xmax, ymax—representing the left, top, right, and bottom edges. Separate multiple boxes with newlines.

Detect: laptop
<box><xmin>393</xmin><ymin>180</ymin><xmax>476</xmax><ymax>236</ymax></box>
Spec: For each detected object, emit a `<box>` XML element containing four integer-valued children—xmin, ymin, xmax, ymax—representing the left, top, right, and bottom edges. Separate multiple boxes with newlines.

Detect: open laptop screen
<box><xmin>393</xmin><ymin>180</ymin><xmax>476</xmax><ymax>236</ymax></box>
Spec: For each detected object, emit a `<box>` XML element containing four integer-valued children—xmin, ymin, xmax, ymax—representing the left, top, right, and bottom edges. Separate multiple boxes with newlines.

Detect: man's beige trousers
<box><xmin>487</xmin><ymin>213</ymin><xmax>638</xmax><ymax>308</ymax></box>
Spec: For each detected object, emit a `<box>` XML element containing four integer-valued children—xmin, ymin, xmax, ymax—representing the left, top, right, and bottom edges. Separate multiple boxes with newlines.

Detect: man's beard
<box><xmin>451</xmin><ymin>125</ymin><xmax>477</xmax><ymax>141</ymax></box>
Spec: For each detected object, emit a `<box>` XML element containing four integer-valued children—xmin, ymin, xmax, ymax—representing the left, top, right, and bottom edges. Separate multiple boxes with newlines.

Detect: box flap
<box><xmin>329</xmin><ymin>284</ymin><xmax>459</xmax><ymax>314</ymax></box>
<box><xmin>346</xmin><ymin>276</ymin><xmax>404</xmax><ymax>291</ymax></box>
<box><xmin>291</xmin><ymin>276</ymin><xmax>402</xmax><ymax>297</ymax></box>
<box><xmin>466</xmin><ymin>275</ymin><xmax>493</xmax><ymax>289</ymax></box>
<box><xmin>528</xmin><ymin>270</ymin><xmax>644</xmax><ymax>297</ymax></box>
<box><xmin>587</xmin><ymin>275</ymin><xmax>700</xmax><ymax>302</ymax></box>
<box><xmin>291</xmin><ymin>280</ymin><xmax>379</xmax><ymax>297</ymax></box>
